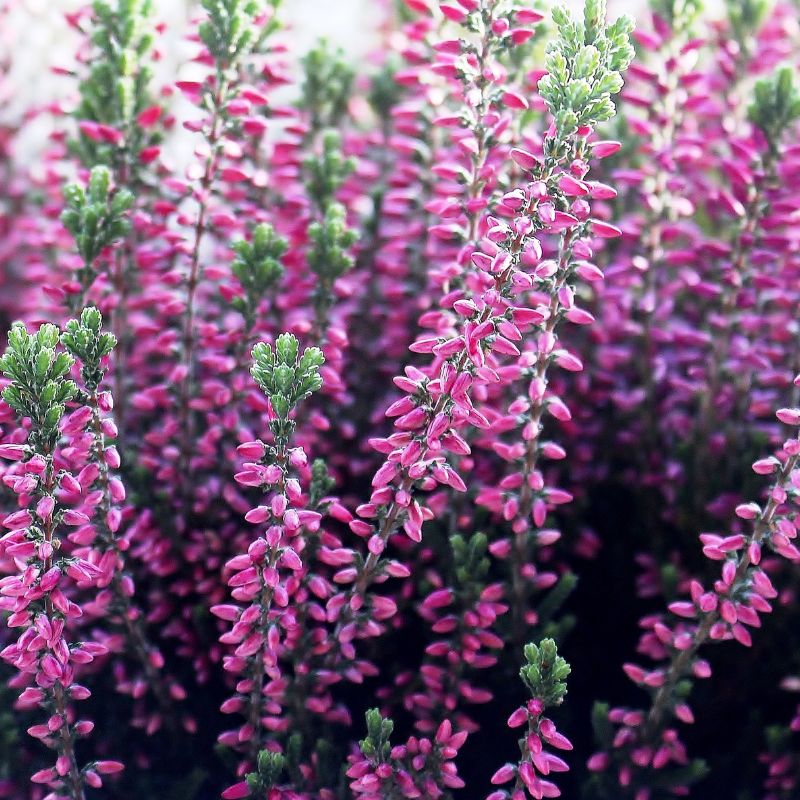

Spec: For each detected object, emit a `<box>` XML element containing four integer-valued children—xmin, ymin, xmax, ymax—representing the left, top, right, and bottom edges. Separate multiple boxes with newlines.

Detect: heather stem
<box><xmin>178</xmin><ymin>77</ymin><xmax>230</xmax><ymax>506</ymax></box>
<box><xmin>510</xmin><ymin>228</ymin><xmax>575</xmax><ymax>643</ymax></box>
<box><xmin>335</xmin><ymin>185</ymin><xmax>546</xmax><ymax>649</ymax></box>
<box><xmin>637</xmin><ymin>35</ymin><xmax>686</xmax><ymax>451</ymax></box>
<box><xmin>694</xmin><ymin>150</ymin><xmax>774</xmax><ymax>497</ymax></box>
<box><xmin>42</xmin><ymin>454</ymin><xmax>86</xmax><ymax>800</ymax></box>
<box><xmin>643</xmin><ymin>434</ymin><xmax>800</xmax><ymax>742</ymax></box>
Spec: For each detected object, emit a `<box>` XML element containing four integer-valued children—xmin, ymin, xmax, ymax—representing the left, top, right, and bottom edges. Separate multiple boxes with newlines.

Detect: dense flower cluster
<box><xmin>0</xmin><ymin>0</ymin><xmax>799</xmax><ymax>798</ymax></box>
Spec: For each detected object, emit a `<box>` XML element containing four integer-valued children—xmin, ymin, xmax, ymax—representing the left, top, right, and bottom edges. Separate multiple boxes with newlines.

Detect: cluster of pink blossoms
<box><xmin>0</xmin><ymin>0</ymin><xmax>799</xmax><ymax>798</ymax></box>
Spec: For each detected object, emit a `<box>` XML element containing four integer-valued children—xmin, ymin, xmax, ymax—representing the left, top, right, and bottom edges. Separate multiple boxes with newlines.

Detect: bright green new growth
<box><xmin>75</xmin><ymin>0</ymin><xmax>159</xmax><ymax>169</ymax></box>
<box><xmin>300</xmin><ymin>39</ymin><xmax>356</xmax><ymax>135</ymax></box>
<box><xmin>61</xmin><ymin>165</ymin><xmax>133</xmax><ymax>272</ymax></box>
<box><xmin>230</xmin><ymin>223</ymin><xmax>287</xmax><ymax>327</ymax></box>
<box><xmin>451</xmin><ymin>532</ymin><xmax>490</xmax><ymax>589</ymax></box>
<box><xmin>243</xmin><ymin>750</ymin><xmax>286</xmax><ymax>794</ymax></box>
<box><xmin>0</xmin><ymin>324</ymin><xmax>76</xmax><ymax>452</ymax></box>
<box><xmin>728</xmin><ymin>0</ymin><xmax>770</xmax><ymax>52</ymax></box>
<box><xmin>748</xmin><ymin>65</ymin><xmax>800</xmax><ymax>158</ymax></box>
<box><xmin>308</xmin><ymin>458</ymin><xmax>336</xmax><ymax>510</ymax></box>
<box><xmin>251</xmin><ymin>334</ymin><xmax>324</xmax><ymax>440</ymax></box>
<box><xmin>308</xmin><ymin>202</ymin><xmax>359</xmax><ymax>330</ymax></box>
<box><xmin>538</xmin><ymin>0</ymin><xmax>634</xmax><ymax>136</ymax></box>
<box><xmin>304</xmin><ymin>130</ymin><xmax>356</xmax><ymax>213</ymax></box>
<box><xmin>360</xmin><ymin>708</ymin><xmax>394</xmax><ymax>762</ymax></box>
<box><xmin>520</xmin><ymin>638</ymin><xmax>571</xmax><ymax>708</ymax></box>
<box><xmin>308</xmin><ymin>204</ymin><xmax>358</xmax><ymax>285</ymax></box>
<box><xmin>200</xmin><ymin>0</ymin><xmax>280</xmax><ymax>69</ymax></box>
<box><xmin>650</xmin><ymin>0</ymin><xmax>703</xmax><ymax>33</ymax></box>
<box><xmin>303</xmin><ymin>129</ymin><xmax>358</xmax><ymax>333</ymax></box>
<box><xmin>61</xmin><ymin>307</ymin><xmax>117</xmax><ymax>393</ymax></box>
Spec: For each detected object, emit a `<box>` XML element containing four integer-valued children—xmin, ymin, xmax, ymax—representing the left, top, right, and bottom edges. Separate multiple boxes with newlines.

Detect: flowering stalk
<box><xmin>0</xmin><ymin>322</ymin><xmax>121</xmax><ymax>798</ymax></box>
<box><xmin>215</xmin><ymin>333</ymin><xmax>324</xmax><ymax>778</ymax></box>
<box><xmin>475</xmin><ymin>0</ymin><xmax>633</xmax><ymax>644</ymax></box>
<box><xmin>489</xmin><ymin>638</ymin><xmax>572</xmax><ymax>800</ymax></box>
<box><xmin>696</xmin><ymin>67</ymin><xmax>800</xmax><ymax>466</ymax></box>
<box><xmin>71</xmin><ymin>0</ymin><xmax>163</xmax><ymax>434</ymax></box>
<box><xmin>412</xmin><ymin>531</ymin><xmax>507</xmax><ymax>733</ymax></box>
<box><xmin>323</xmin><ymin>1</ymin><xmax>633</xmax><ymax>674</ymax></box>
<box><xmin>624</xmin><ymin>0</ymin><xmax>701</xmax><ymax>440</ymax></box>
<box><xmin>346</xmin><ymin>708</ymin><xmax>466</xmax><ymax>798</ymax></box>
<box><xmin>61</xmin><ymin>307</ymin><xmax>180</xmax><ymax>730</ymax></box>
<box><xmin>177</xmin><ymin>0</ymin><xmax>279</xmax><ymax>498</ymax></box>
<box><xmin>592</xmin><ymin>393</ymin><xmax>800</xmax><ymax>796</ymax></box>
<box><xmin>425</xmin><ymin>0</ymin><xmax>544</xmax><ymax>267</ymax></box>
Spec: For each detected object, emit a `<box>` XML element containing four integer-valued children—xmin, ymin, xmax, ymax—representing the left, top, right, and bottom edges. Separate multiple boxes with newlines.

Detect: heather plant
<box><xmin>1</xmin><ymin>0</ymin><xmax>800</xmax><ymax>798</ymax></box>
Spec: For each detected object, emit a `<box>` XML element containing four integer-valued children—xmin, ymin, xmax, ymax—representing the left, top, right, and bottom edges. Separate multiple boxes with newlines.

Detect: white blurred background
<box><xmin>4</xmin><ymin>0</ymin><xmax>651</xmax><ymax>119</ymax></box>
<box><xmin>2</xmin><ymin>0</ymin><xmax>723</xmax><ymax>157</ymax></box>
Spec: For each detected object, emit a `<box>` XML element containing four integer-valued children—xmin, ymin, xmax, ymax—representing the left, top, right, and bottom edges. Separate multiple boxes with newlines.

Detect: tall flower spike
<box><xmin>177</xmin><ymin>0</ymin><xmax>279</xmax><ymax>504</ymax></box>
<box><xmin>176</xmin><ymin>0</ymin><xmax>283</xmax><ymax>501</ymax></box>
<box><xmin>61</xmin><ymin>307</ymin><xmax>182</xmax><ymax>731</ymax></box>
<box><xmin>218</xmin><ymin>333</ymin><xmax>325</xmax><ymax>779</ymax></box>
<box><xmin>473</xmin><ymin>0</ymin><xmax>632</xmax><ymax>649</ymax></box>
<box><xmin>412</xmin><ymin>531</ymin><xmax>508</xmax><ymax>733</ymax></box>
<box><xmin>0</xmin><ymin>322</ymin><xmax>119</xmax><ymax>799</ymax></box>
<box><xmin>591</xmin><ymin>400</ymin><xmax>800</xmax><ymax>796</ymax></box>
<box><xmin>488</xmin><ymin>639</ymin><xmax>572</xmax><ymax>800</ymax></box>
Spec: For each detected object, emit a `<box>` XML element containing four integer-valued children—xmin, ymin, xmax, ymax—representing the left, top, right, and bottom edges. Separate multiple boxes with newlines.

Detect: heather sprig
<box><xmin>538</xmin><ymin>0</ymin><xmax>634</xmax><ymax>137</ymax></box>
<box><xmin>73</xmin><ymin>0</ymin><xmax>161</xmax><ymax>174</ymax></box>
<box><xmin>591</xmin><ymin>401</ymin><xmax>800</xmax><ymax>795</ymax></box>
<box><xmin>230</xmin><ymin>222</ymin><xmax>287</xmax><ymax>332</ymax></box>
<box><xmin>300</xmin><ymin>40</ymin><xmax>355</xmax><ymax>137</ymax></box>
<box><xmin>489</xmin><ymin>639</ymin><xmax>572</xmax><ymax>800</ymax></box>
<box><xmin>60</xmin><ymin>166</ymin><xmax>133</xmax><ymax>311</ymax></box>
<box><xmin>347</xmin><ymin>708</ymin><xmax>466</xmax><ymax>798</ymax></box>
<box><xmin>748</xmin><ymin>65</ymin><xmax>800</xmax><ymax>158</ymax></box>
<box><xmin>176</xmin><ymin>0</ymin><xmax>283</xmax><ymax>498</ymax></box>
<box><xmin>61</xmin><ymin>307</ymin><xmax>181</xmax><ymax>729</ymax></box>
<box><xmin>411</xmin><ymin>531</ymin><xmax>506</xmax><ymax>733</ymax></box>
<box><xmin>692</xmin><ymin>66</ymin><xmax>800</xmax><ymax>490</ymax></box>
<box><xmin>474</xmin><ymin>0</ymin><xmax>632</xmax><ymax>649</ymax></box>
<box><xmin>217</xmin><ymin>333</ymin><xmax>324</xmax><ymax>776</ymax></box>
<box><xmin>0</xmin><ymin>320</ymin><xmax>121</xmax><ymax>798</ymax></box>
